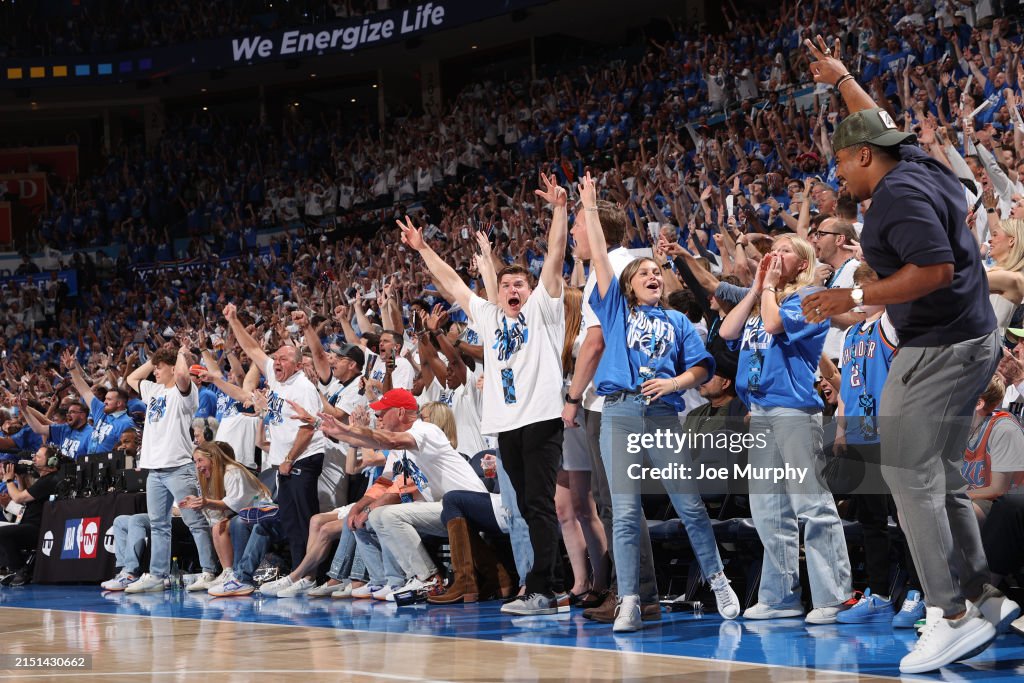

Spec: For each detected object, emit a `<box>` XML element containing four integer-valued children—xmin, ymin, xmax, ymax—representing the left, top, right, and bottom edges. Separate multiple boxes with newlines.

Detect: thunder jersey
<box><xmin>839</xmin><ymin>314</ymin><xmax>897</xmax><ymax>444</ymax></box>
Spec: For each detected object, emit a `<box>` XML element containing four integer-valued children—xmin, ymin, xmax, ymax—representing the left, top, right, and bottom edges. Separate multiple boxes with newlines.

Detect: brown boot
<box><xmin>470</xmin><ymin>532</ymin><xmax>515</xmax><ymax>600</ymax></box>
<box><xmin>428</xmin><ymin>518</ymin><xmax>479</xmax><ymax>604</ymax></box>
<box><xmin>583</xmin><ymin>590</ymin><xmax>618</xmax><ymax>622</ymax></box>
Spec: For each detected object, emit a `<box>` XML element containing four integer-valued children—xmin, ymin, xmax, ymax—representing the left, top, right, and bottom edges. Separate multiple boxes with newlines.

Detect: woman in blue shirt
<box><xmin>579</xmin><ymin>173</ymin><xmax>739</xmax><ymax>633</ymax></box>
<box><xmin>719</xmin><ymin>235</ymin><xmax>852</xmax><ymax>624</ymax></box>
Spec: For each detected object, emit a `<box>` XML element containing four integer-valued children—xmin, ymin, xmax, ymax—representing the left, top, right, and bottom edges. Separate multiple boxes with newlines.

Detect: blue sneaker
<box><xmin>893</xmin><ymin>590</ymin><xmax>926</xmax><ymax>629</ymax></box>
<box><xmin>836</xmin><ymin>588</ymin><xmax>894</xmax><ymax>624</ymax></box>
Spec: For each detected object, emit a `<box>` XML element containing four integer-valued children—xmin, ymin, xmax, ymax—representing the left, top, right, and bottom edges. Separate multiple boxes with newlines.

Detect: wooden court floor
<box><xmin>0</xmin><ymin>604</ymin><xmax>904</xmax><ymax>683</ymax></box>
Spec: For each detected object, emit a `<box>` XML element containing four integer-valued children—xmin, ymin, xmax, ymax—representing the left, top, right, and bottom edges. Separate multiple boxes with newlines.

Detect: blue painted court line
<box><xmin>1</xmin><ymin>585</ymin><xmax>1022</xmax><ymax>680</ymax></box>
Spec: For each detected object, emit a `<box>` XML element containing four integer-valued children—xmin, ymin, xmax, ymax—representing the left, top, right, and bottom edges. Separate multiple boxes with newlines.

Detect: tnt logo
<box><xmin>41</xmin><ymin>530</ymin><xmax>54</xmax><ymax>557</ymax></box>
<box><xmin>60</xmin><ymin>517</ymin><xmax>101</xmax><ymax>559</ymax></box>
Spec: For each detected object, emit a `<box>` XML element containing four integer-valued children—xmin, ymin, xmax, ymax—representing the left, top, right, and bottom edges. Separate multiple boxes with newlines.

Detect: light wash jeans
<box><xmin>327</xmin><ymin>519</ymin><xmax>368</xmax><ymax>583</ymax></box>
<box><xmin>371</xmin><ymin>501</ymin><xmax>446</xmax><ymax>582</ymax></box>
<box><xmin>354</xmin><ymin>515</ymin><xmax>408</xmax><ymax>587</ymax></box>
<box><xmin>601</xmin><ymin>394</ymin><xmax>724</xmax><ymax>597</ymax></box>
<box><xmin>112</xmin><ymin>513</ymin><xmax>150</xmax><ymax>575</ymax></box>
<box><xmin>494</xmin><ymin>450</ymin><xmax>534</xmax><ymax>586</ymax></box>
<box><xmin>146</xmin><ymin>463</ymin><xmax>217</xmax><ymax>577</ymax></box>
<box><xmin>747</xmin><ymin>404</ymin><xmax>851</xmax><ymax>608</ymax></box>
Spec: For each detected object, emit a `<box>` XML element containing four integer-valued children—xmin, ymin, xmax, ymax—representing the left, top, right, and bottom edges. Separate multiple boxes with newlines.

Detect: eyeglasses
<box><xmin>809</xmin><ymin>231</ymin><xmax>843</xmax><ymax>241</ymax></box>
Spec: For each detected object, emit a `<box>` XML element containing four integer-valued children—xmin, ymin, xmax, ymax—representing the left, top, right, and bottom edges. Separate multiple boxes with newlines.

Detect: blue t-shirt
<box><xmin>88</xmin><ymin>397</ymin><xmax>136</xmax><ymax>453</ymax></box>
<box><xmin>839</xmin><ymin>316</ymin><xmax>897</xmax><ymax>444</ymax></box>
<box><xmin>49</xmin><ymin>423</ymin><xmax>93</xmax><ymax>459</ymax></box>
<box><xmin>729</xmin><ymin>288</ymin><xmax>829</xmax><ymax>409</ymax></box>
<box><xmin>589</xmin><ymin>279</ymin><xmax>714</xmax><ymax>411</ymax></box>
<box><xmin>2</xmin><ymin>425</ymin><xmax>42</xmax><ymax>453</ymax></box>
<box><xmin>194</xmin><ymin>386</ymin><xmax>219</xmax><ymax>419</ymax></box>
<box><xmin>860</xmin><ymin>145</ymin><xmax>995</xmax><ymax>346</ymax></box>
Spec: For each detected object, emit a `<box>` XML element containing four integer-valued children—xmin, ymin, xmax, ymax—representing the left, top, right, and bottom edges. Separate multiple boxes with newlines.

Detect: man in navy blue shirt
<box><xmin>802</xmin><ymin>37</ymin><xmax>1016</xmax><ymax>675</ymax></box>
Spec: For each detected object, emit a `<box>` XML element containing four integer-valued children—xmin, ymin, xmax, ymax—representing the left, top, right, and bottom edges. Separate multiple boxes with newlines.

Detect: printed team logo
<box><xmin>41</xmin><ymin>530</ymin><xmax>54</xmax><ymax>557</ymax></box>
<box><xmin>492</xmin><ymin>315</ymin><xmax>528</xmax><ymax>362</ymax></box>
<box><xmin>61</xmin><ymin>517</ymin><xmax>101</xmax><ymax>560</ymax></box>
<box><xmin>147</xmin><ymin>396</ymin><xmax>167</xmax><ymax>424</ymax></box>
<box><xmin>103</xmin><ymin>526</ymin><xmax>116</xmax><ymax>554</ymax></box>
<box><xmin>625</xmin><ymin>310</ymin><xmax>673</xmax><ymax>359</ymax></box>
<box><xmin>265</xmin><ymin>392</ymin><xmax>285</xmax><ymax>426</ymax></box>
<box><xmin>877</xmin><ymin>110</ymin><xmax>897</xmax><ymax>130</ymax></box>
<box><xmin>92</xmin><ymin>422</ymin><xmax>114</xmax><ymax>446</ymax></box>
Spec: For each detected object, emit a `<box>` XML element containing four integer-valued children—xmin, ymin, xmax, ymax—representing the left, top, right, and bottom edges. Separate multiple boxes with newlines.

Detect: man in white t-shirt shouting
<box><xmin>124</xmin><ymin>346</ymin><xmax>218</xmax><ymax>593</ymax></box>
<box><xmin>812</xmin><ymin>218</ymin><xmax>863</xmax><ymax>360</ymax></box>
<box><xmin>318</xmin><ymin>389</ymin><xmax>487</xmax><ymax>600</ymax></box>
<box><xmin>397</xmin><ymin>171</ymin><xmax>568</xmax><ymax>616</ymax></box>
<box><xmin>223</xmin><ymin>303</ymin><xmax>326</xmax><ymax>572</ymax></box>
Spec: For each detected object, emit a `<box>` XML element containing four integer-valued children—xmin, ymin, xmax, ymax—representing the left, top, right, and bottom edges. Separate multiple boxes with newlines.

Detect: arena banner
<box><xmin>0</xmin><ymin>146</ymin><xmax>79</xmax><ymax>182</ymax></box>
<box><xmin>0</xmin><ymin>0</ymin><xmax>549</xmax><ymax>88</ymax></box>
<box><xmin>0</xmin><ymin>172</ymin><xmax>48</xmax><ymax>214</ymax></box>
<box><xmin>0</xmin><ymin>268</ymin><xmax>78</xmax><ymax>296</ymax></box>
<box><xmin>0</xmin><ymin>201</ymin><xmax>9</xmax><ymax>245</ymax></box>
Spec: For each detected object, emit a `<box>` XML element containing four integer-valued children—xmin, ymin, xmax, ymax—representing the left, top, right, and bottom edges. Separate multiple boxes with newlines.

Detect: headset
<box><xmin>202</xmin><ymin>418</ymin><xmax>215</xmax><ymax>443</ymax></box>
<box><xmin>41</xmin><ymin>444</ymin><xmax>60</xmax><ymax>469</ymax></box>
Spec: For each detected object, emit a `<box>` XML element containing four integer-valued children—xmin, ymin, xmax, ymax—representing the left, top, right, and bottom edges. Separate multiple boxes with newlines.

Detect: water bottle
<box><xmin>169</xmin><ymin>557</ymin><xmax>183</xmax><ymax>591</ymax></box>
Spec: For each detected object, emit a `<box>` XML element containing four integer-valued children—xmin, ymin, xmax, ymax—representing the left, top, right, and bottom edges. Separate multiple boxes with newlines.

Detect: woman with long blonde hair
<box><xmin>986</xmin><ymin>218</ymin><xmax>1024</xmax><ymax>335</ymax></box>
<box><xmin>179</xmin><ymin>441</ymin><xmax>272</xmax><ymax>591</ymax></box>
<box><xmin>719</xmin><ymin>234</ymin><xmax>852</xmax><ymax>623</ymax></box>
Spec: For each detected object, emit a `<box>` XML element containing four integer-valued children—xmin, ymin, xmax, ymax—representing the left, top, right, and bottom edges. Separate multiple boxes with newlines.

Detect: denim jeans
<box><xmin>229</xmin><ymin>515</ymin><xmax>287</xmax><ymax>583</ymax></box>
<box><xmin>146</xmin><ymin>463</ymin><xmax>217</xmax><ymax>577</ymax></box>
<box><xmin>601</xmin><ymin>394</ymin><xmax>724</xmax><ymax>597</ymax></box>
<box><xmin>494</xmin><ymin>451</ymin><xmax>533</xmax><ymax>586</ymax></box>
<box><xmin>354</xmin><ymin>514</ymin><xmax>407</xmax><ymax>587</ymax></box>
<box><xmin>328</xmin><ymin>519</ymin><xmax>367</xmax><ymax>583</ymax></box>
<box><xmin>747</xmin><ymin>404</ymin><xmax>851</xmax><ymax>608</ymax></box>
<box><xmin>112</xmin><ymin>513</ymin><xmax>150</xmax><ymax>575</ymax></box>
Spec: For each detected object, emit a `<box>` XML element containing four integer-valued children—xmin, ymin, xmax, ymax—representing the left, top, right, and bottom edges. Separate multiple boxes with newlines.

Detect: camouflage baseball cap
<box><xmin>831</xmin><ymin>107</ymin><xmax>915</xmax><ymax>152</ymax></box>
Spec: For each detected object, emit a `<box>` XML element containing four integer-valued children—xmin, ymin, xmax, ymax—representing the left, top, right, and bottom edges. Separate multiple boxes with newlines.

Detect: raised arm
<box><xmin>61</xmin><ymin>349</ymin><xmax>96</xmax><ymax>406</ymax></box>
<box><xmin>806</xmin><ymin>36</ymin><xmax>878</xmax><ymax>114</ymax></box>
<box><xmin>222</xmin><ymin>304</ymin><xmax>271</xmax><ymax>373</ymax></box>
<box><xmin>173</xmin><ymin>346</ymin><xmax>192</xmax><ymax>394</ymax></box>
<box><xmin>293</xmin><ymin>309</ymin><xmax>331</xmax><ymax>384</ymax></box>
<box><xmin>578</xmin><ymin>171</ymin><xmax>614</xmax><ymax>296</ymax></box>
<box><xmin>126</xmin><ymin>359</ymin><xmax>154</xmax><ymax>394</ymax></box>
<box><xmin>473</xmin><ymin>231</ymin><xmax>499</xmax><ymax>303</ymax></box>
<box><xmin>534</xmin><ymin>173</ymin><xmax>568</xmax><ymax>298</ymax></box>
<box><xmin>397</xmin><ymin>216</ymin><xmax>475</xmax><ymax>313</ymax></box>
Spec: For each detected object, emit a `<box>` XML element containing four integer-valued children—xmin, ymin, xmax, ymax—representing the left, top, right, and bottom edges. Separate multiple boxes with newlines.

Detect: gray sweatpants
<box><xmin>879</xmin><ymin>330</ymin><xmax>999</xmax><ymax>616</ymax></box>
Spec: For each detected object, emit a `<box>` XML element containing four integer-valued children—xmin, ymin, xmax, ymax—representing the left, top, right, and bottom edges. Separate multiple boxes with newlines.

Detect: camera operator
<box><xmin>0</xmin><ymin>445</ymin><xmax>62</xmax><ymax>586</ymax></box>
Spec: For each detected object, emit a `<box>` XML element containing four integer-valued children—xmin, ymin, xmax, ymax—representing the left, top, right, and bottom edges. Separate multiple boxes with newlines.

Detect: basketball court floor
<box><xmin>0</xmin><ymin>586</ymin><xmax>1021</xmax><ymax>681</ymax></box>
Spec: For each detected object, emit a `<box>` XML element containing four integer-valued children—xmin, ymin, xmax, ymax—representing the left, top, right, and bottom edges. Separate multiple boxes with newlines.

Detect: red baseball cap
<box><xmin>369</xmin><ymin>388</ymin><xmax>418</xmax><ymax>412</ymax></box>
<box><xmin>189</xmin><ymin>364</ymin><xmax>206</xmax><ymax>376</ymax></box>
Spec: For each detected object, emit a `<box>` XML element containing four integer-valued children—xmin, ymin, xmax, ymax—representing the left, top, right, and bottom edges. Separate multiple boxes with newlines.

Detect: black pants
<box><xmin>498</xmin><ymin>418</ymin><xmax>563</xmax><ymax>595</ymax></box>
<box><xmin>0</xmin><ymin>523</ymin><xmax>39</xmax><ymax>570</ymax></box>
<box><xmin>982</xmin><ymin>494</ymin><xmax>1024</xmax><ymax>576</ymax></box>
<box><xmin>276</xmin><ymin>453</ymin><xmax>324</xmax><ymax>571</ymax></box>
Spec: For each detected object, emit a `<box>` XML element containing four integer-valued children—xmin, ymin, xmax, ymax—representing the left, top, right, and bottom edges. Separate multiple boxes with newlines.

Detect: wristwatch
<box><xmin>851</xmin><ymin>287</ymin><xmax>864</xmax><ymax>306</ymax></box>
<box><xmin>564</xmin><ymin>393</ymin><xmax>581</xmax><ymax>405</ymax></box>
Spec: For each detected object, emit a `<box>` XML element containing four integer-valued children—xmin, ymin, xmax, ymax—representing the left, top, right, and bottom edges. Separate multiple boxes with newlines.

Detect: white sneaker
<box><xmin>974</xmin><ymin>584</ymin><xmax>1021</xmax><ymax>634</ymax></box>
<box><xmin>207</xmin><ymin>569</ymin><xmax>234</xmax><ymax>593</ymax></box>
<box><xmin>187</xmin><ymin>571</ymin><xmax>218</xmax><ymax>592</ymax></box>
<box><xmin>373</xmin><ymin>583</ymin><xmax>401</xmax><ymax>602</ymax></box>
<box><xmin>613</xmin><ymin>594</ymin><xmax>643</xmax><ymax>633</ymax></box>
<box><xmin>277</xmin><ymin>577</ymin><xmax>316</xmax><ymax>598</ymax></box>
<box><xmin>101</xmin><ymin>571</ymin><xmax>138</xmax><ymax>592</ymax></box>
<box><xmin>709</xmin><ymin>572</ymin><xmax>740</xmax><ymax>620</ymax></box>
<box><xmin>124</xmin><ymin>573</ymin><xmax>166</xmax><ymax>594</ymax></box>
<box><xmin>899</xmin><ymin>605</ymin><xmax>996</xmax><ymax>674</ymax></box>
<box><xmin>806</xmin><ymin>606</ymin><xmax>844</xmax><ymax>625</ymax></box>
<box><xmin>743</xmin><ymin>602</ymin><xmax>804</xmax><ymax>620</ymax></box>
<box><xmin>258</xmin><ymin>575</ymin><xmax>294</xmax><ymax>597</ymax></box>
<box><xmin>394</xmin><ymin>575</ymin><xmax>439</xmax><ymax>597</ymax></box>
<box><xmin>308</xmin><ymin>581</ymin><xmax>342</xmax><ymax>598</ymax></box>
<box><xmin>1012</xmin><ymin>613</ymin><xmax>1024</xmax><ymax>637</ymax></box>
<box><xmin>331</xmin><ymin>582</ymin><xmax>357</xmax><ymax>599</ymax></box>
<box><xmin>351</xmin><ymin>583</ymin><xmax>382</xmax><ymax>599</ymax></box>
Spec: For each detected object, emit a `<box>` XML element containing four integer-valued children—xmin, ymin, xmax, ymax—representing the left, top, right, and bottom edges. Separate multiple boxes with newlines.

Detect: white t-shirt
<box><xmin>369</xmin><ymin>355</ymin><xmax>415</xmax><ymax>391</ymax></box>
<box><xmin>139</xmin><ymin>380</ymin><xmax>199</xmax><ymax>469</ymax></box>
<box><xmin>582</xmin><ymin>247</ymin><xmax>636</xmax><ymax>411</ymax></box>
<box><xmin>263</xmin><ymin>359</ymin><xmax>326</xmax><ymax>467</ymax></box>
<box><xmin>823</xmin><ymin>258</ymin><xmax>860</xmax><ymax>360</ymax></box>
<box><xmin>380</xmin><ymin>420</ymin><xmax>487</xmax><ymax>501</ymax></box>
<box><xmin>469</xmin><ymin>287</ymin><xmax>565</xmax><ymax>435</ymax></box>
<box><xmin>421</xmin><ymin>377</ymin><xmax>487</xmax><ymax>457</ymax></box>
<box><xmin>216</xmin><ymin>413</ymin><xmax>260</xmax><ymax>469</ymax></box>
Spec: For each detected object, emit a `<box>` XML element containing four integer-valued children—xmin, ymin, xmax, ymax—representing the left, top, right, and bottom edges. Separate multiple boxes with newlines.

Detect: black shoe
<box><xmin>8</xmin><ymin>569</ymin><xmax>31</xmax><ymax>587</ymax></box>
